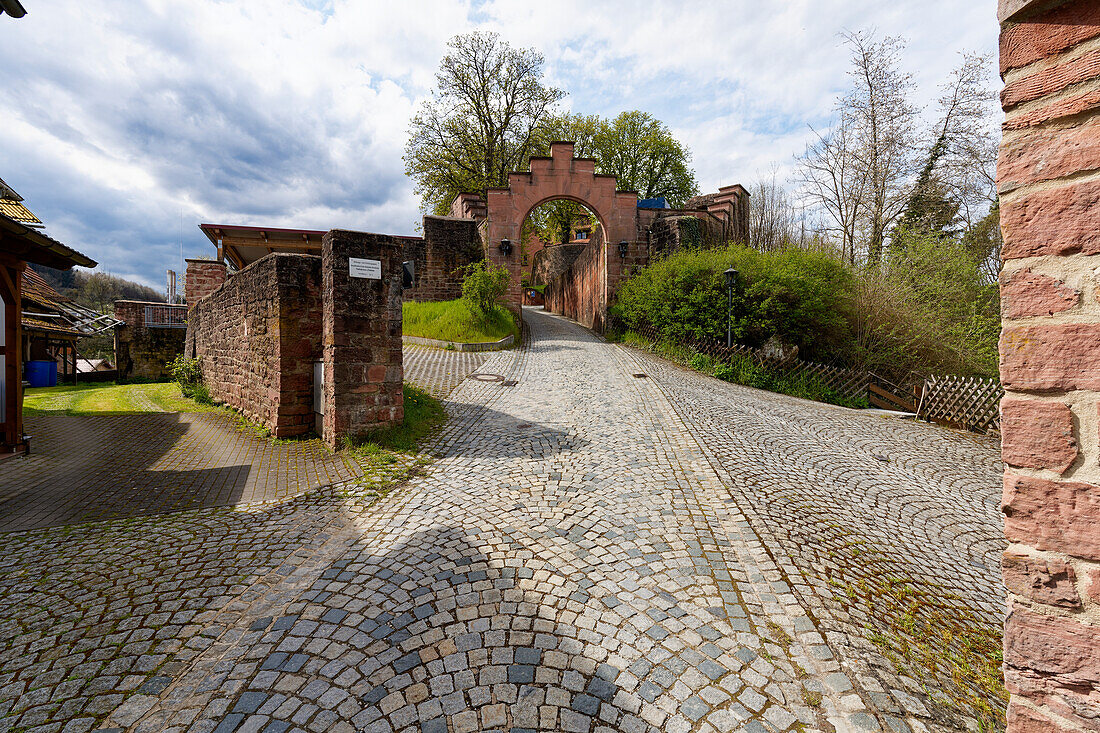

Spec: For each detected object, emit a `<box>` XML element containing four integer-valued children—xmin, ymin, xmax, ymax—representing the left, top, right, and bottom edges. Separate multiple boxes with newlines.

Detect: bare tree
<box><xmin>797</xmin><ymin>30</ymin><xmax>920</xmax><ymax>265</ymax></box>
<box><xmin>843</xmin><ymin>30</ymin><xmax>920</xmax><ymax>264</ymax></box>
<box><xmin>749</xmin><ymin>169</ymin><xmax>800</xmax><ymax>251</ymax></box>
<box><xmin>906</xmin><ymin>53</ymin><xmax>997</xmax><ymax>232</ymax></box>
<box><xmin>796</xmin><ymin>111</ymin><xmax>867</xmax><ymax>263</ymax></box>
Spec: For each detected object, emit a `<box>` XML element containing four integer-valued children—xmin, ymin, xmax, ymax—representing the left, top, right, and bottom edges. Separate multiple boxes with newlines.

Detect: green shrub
<box><xmin>167</xmin><ymin>355</ymin><xmax>212</xmax><ymax>404</ymax></box>
<box><xmin>688</xmin><ymin>353</ymin><xmax>714</xmax><ymax>373</ymax></box>
<box><xmin>461</xmin><ymin>260</ymin><xmax>511</xmax><ymax>315</ymax></box>
<box><xmin>612</xmin><ymin>244</ymin><xmax>854</xmax><ymax>362</ymax></box>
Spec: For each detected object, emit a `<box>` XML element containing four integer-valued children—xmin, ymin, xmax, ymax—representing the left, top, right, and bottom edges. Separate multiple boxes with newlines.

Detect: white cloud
<box><xmin>0</xmin><ymin>0</ymin><xmax>999</xmax><ymax>287</ymax></box>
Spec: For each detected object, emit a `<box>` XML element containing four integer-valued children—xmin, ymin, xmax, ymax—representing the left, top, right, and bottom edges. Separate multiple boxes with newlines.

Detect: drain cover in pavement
<box><xmin>632</xmin><ymin>373</ymin><xmax>648</xmax><ymax>378</ymax></box>
<box><xmin>469</xmin><ymin>373</ymin><xmax>504</xmax><ymax>382</ymax></box>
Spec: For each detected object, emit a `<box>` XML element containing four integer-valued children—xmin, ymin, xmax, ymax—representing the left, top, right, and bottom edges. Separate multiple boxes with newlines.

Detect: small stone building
<box><xmin>185</xmin><ymin>217</ymin><xmax>480</xmax><ymax>448</ymax></box>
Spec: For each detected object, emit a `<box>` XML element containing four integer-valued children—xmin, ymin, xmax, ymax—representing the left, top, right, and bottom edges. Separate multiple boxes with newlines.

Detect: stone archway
<box><xmin>483</xmin><ymin>142</ymin><xmax>640</xmax><ymax>327</ymax></box>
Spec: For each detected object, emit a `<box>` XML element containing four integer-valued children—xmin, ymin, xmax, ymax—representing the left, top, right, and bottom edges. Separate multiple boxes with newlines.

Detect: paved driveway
<box><xmin>0</xmin><ymin>308</ymin><xmax>1003</xmax><ymax>733</ymax></box>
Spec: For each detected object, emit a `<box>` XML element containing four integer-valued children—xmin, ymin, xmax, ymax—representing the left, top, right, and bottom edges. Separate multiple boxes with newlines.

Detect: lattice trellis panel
<box><xmin>918</xmin><ymin>375</ymin><xmax>1004</xmax><ymax>433</ymax></box>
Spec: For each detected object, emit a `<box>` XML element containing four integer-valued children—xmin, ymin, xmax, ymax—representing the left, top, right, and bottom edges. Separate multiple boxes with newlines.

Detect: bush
<box><xmin>850</xmin><ymin>226</ymin><xmax>1001</xmax><ymax>380</ymax></box>
<box><xmin>167</xmin><ymin>355</ymin><xmax>212</xmax><ymax>404</ymax></box>
<box><xmin>612</xmin><ymin>244</ymin><xmax>854</xmax><ymax>362</ymax></box>
<box><xmin>461</xmin><ymin>261</ymin><xmax>511</xmax><ymax>315</ymax></box>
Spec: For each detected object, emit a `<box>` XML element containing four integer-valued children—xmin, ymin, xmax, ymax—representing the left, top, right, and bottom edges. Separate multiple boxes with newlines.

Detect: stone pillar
<box><xmin>321</xmin><ymin>229</ymin><xmax>403</xmax><ymax>450</ymax></box>
<box><xmin>997</xmin><ymin>1</ymin><xmax>1100</xmax><ymax>730</ymax></box>
<box><xmin>184</xmin><ymin>259</ymin><xmax>227</xmax><ymax>306</ymax></box>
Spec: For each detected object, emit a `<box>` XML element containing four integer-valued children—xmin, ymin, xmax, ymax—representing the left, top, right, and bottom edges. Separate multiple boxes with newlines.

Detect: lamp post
<box><xmin>724</xmin><ymin>268</ymin><xmax>739</xmax><ymax>348</ymax></box>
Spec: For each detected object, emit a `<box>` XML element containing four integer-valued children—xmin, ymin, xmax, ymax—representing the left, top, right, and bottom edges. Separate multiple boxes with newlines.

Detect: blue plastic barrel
<box><xmin>24</xmin><ymin>361</ymin><xmax>57</xmax><ymax>388</ymax></box>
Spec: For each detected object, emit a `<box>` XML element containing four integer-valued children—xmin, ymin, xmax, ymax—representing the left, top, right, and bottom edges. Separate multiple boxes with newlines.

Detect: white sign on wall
<box><xmin>349</xmin><ymin>257</ymin><xmax>382</xmax><ymax>280</ymax></box>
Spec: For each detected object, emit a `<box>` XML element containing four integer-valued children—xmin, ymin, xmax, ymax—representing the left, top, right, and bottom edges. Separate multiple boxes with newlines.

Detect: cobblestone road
<box><xmin>0</xmin><ymin>308</ymin><xmax>1003</xmax><ymax>733</ymax></box>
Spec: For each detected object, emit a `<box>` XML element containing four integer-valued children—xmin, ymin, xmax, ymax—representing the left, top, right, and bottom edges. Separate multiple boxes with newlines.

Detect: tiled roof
<box><xmin>0</xmin><ymin>198</ymin><xmax>42</xmax><ymax>227</ymax></box>
<box><xmin>20</xmin><ymin>268</ymin><xmax>68</xmax><ymax>310</ymax></box>
<box><xmin>21</xmin><ymin>314</ymin><xmax>81</xmax><ymax>338</ymax></box>
<box><xmin>20</xmin><ymin>267</ymin><xmax>121</xmax><ymax>335</ymax></box>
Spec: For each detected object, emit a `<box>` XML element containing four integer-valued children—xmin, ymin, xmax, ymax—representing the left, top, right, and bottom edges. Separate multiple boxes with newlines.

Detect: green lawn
<box><xmin>403</xmin><ymin>299</ymin><xmax>518</xmax><ymax>344</ymax></box>
<box><xmin>23</xmin><ymin>382</ymin><xmax>215</xmax><ymax>416</ymax></box>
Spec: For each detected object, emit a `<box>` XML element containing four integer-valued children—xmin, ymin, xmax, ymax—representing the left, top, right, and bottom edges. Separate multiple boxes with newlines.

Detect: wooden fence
<box><xmin>916</xmin><ymin>375</ymin><xmax>1004</xmax><ymax>434</ymax></box>
<box><xmin>627</xmin><ymin>325</ymin><xmax>1003</xmax><ymax>434</ymax></box>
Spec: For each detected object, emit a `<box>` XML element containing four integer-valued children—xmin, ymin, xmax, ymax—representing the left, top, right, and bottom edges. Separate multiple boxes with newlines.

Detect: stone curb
<box><xmin>401</xmin><ymin>333</ymin><xmax>514</xmax><ymax>352</ymax></box>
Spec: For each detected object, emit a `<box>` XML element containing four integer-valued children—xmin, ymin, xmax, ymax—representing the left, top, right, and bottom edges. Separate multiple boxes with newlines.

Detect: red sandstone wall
<box><xmin>401</xmin><ymin>216</ymin><xmax>483</xmax><ymax>303</ymax></box>
<box><xmin>997</xmin><ymin>1</ymin><xmax>1100</xmax><ymax>730</ymax></box>
<box><xmin>543</xmin><ymin>239</ymin><xmax>606</xmax><ymax>331</ymax></box>
<box><xmin>113</xmin><ymin>300</ymin><xmax>187</xmax><ymax>381</ymax></box>
<box><xmin>185</xmin><ymin>254</ymin><xmax>322</xmax><ymax>438</ymax></box>
<box><xmin>184</xmin><ymin>259</ymin><xmax>226</xmax><ymax>305</ymax></box>
<box><xmin>321</xmin><ymin>230</ymin><xmax>404</xmax><ymax>449</ymax></box>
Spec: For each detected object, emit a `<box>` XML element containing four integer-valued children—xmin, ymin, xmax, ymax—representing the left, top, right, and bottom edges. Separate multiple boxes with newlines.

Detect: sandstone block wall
<box><xmin>543</xmin><ymin>240</ymin><xmax>607</xmax><ymax>331</ymax></box>
<box><xmin>530</xmin><ymin>243</ymin><xmax>587</xmax><ymax>287</ymax></box>
<box><xmin>113</xmin><ymin>300</ymin><xmax>187</xmax><ymax>381</ymax></box>
<box><xmin>185</xmin><ymin>254</ymin><xmax>322</xmax><ymax>437</ymax></box>
<box><xmin>997</xmin><ymin>1</ymin><xmax>1100</xmax><ymax>730</ymax></box>
<box><xmin>401</xmin><ymin>216</ymin><xmax>483</xmax><ymax>303</ymax></box>
<box><xmin>322</xmin><ymin>230</ymin><xmax>403</xmax><ymax>450</ymax></box>
<box><xmin>184</xmin><ymin>259</ymin><xmax>227</xmax><ymax>305</ymax></box>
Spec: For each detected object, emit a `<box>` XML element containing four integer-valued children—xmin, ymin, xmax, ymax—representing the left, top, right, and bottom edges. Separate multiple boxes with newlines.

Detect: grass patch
<box><xmin>23</xmin><ymin>382</ymin><xmax>216</xmax><ymax>415</ymax></box>
<box><xmin>403</xmin><ymin>299</ymin><xmax>518</xmax><ymax>344</ymax></box>
<box><xmin>339</xmin><ymin>385</ymin><xmax>446</xmax><ymax>499</ymax></box>
<box><xmin>342</xmin><ymin>385</ymin><xmax>446</xmax><ymax>454</ymax></box>
<box><xmin>623</xmin><ymin>331</ymin><xmax>868</xmax><ymax>409</ymax></box>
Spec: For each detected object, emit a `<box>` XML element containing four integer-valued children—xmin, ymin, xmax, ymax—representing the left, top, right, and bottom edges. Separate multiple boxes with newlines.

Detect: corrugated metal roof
<box><xmin>20</xmin><ymin>268</ymin><xmax>122</xmax><ymax>335</ymax></box>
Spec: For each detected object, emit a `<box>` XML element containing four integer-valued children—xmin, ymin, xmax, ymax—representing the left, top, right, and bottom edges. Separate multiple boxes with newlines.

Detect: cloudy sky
<box><xmin>0</xmin><ymin>1</ymin><xmax>999</xmax><ymax>289</ymax></box>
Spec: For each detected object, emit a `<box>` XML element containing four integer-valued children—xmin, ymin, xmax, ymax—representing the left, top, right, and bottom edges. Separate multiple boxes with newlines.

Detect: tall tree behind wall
<box><xmin>540</xmin><ymin>111</ymin><xmax>699</xmax><ymax>207</ymax></box>
<box><xmin>797</xmin><ymin>31</ymin><xmax>920</xmax><ymax>265</ymax></box>
<box><xmin>404</xmin><ymin>32</ymin><xmax>564</xmax><ymax>215</ymax></box>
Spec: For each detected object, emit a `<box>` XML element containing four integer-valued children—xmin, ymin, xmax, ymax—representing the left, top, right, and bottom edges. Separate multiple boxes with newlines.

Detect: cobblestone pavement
<box><xmin>620</xmin><ymin>345</ymin><xmax>1006</xmax><ymax>728</ymax></box>
<box><xmin>402</xmin><ymin>345</ymin><xmax>492</xmax><ymax>398</ymax></box>
<box><xmin>0</xmin><ymin>348</ymin><xmax>482</xmax><ymax>534</ymax></box>
<box><xmin>0</xmin><ymin>414</ymin><xmax>359</xmax><ymax>533</ymax></box>
<box><xmin>0</xmin><ymin>308</ymin><xmax>1003</xmax><ymax>733</ymax></box>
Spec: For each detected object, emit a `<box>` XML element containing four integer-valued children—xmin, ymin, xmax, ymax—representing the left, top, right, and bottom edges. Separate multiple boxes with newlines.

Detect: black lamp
<box><xmin>499</xmin><ymin>238</ymin><xmax>513</xmax><ymax>256</ymax></box>
<box><xmin>724</xmin><ymin>268</ymin><xmax>739</xmax><ymax>290</ymax></box>
<box><xmin>618</xmin><ymin>240</ymin><xmax>629</xmax><ymax>258</ymax></box>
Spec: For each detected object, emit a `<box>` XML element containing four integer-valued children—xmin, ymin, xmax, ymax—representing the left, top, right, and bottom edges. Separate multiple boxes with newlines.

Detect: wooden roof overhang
<box><xmin>199</xmin><ymin>223</ymin><xmax>325</xmax><ymax>270</ymax></box>
<box><xmin>0</xmin><ymin>212</ymin><xmax>97</xmax><ymax>270</ymax></box>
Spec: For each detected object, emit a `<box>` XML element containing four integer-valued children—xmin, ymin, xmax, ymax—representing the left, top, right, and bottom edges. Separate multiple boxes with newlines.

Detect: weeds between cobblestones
<box><xmin>622</xmin><ymin>342</ymin><xmax>1005</xmax><ymax>731</ymax></box>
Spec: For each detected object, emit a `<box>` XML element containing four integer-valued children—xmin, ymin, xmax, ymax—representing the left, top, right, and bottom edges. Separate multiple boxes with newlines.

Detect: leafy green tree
<box><xmin>591</xmin><ymin>111</ymin><xmax>698</xmax><ymax>206</ymax></box>
<box><xmin>404</xmin><ymin>32</ymin><xmax>564</xmax><ymax>214</ymax></box>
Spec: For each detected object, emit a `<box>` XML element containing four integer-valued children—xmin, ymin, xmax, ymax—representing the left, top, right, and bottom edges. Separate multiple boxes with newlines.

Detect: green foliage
<box><xmin>168</xmin><ymin>355</ymin><xmax>213</xmax><ymax>404</ymax></box>
<box><xmin>404</xmin><ymin>32</ymin><xmax>564</xmax><ymax>214</ymax></box>
<box><xmin>536</xmin><ymin>110</ymin><xmax>699</xmax><ymax>207</ymax></box>
<box><xmin>461</xmin><ymin>261</ymin><xmax>512</xmax><ymax>316</ymax></box>
<box><xmin>403</xmin><ymin>299</ymin><xmax>518</xmax><ymax>344</ymax></box>
<box><xmin>851</xmin><ymin>225</ymin><xmax>1000</xmax><ymax>380</ymax></box>
<box><xmin>612</xmin><ymin>244</ymin><xmax>854</xmax><ymax>362</ymax></box>
<box><xmin>523</xmin><ymin>199</ymin><xmax>597</xmax><ymax>247</ymax></box>
<box><xmin>710</xmin><ymin>354</ymin><xmax>865</xmax><ymax>408</ymax></box>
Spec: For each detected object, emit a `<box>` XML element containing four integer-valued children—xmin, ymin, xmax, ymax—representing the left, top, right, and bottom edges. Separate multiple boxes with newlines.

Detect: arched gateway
<box><xmin>451</xmin><ymin>141</ymin><xmax>750</xmax><ymax>331</ymax></box>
